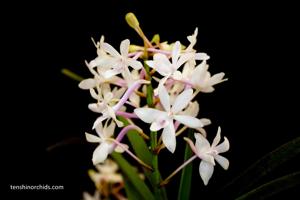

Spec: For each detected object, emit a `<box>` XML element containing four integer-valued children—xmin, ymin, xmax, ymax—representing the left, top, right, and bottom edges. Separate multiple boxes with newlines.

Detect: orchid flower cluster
<box><xmin>80</xmin><ymin>13</ymin><xmax>229</xmax><ymax>199</ymax></box>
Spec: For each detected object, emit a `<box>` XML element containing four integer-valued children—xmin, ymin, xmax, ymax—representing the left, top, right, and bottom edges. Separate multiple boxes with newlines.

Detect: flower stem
<box><xmin>160</xmin><ymin>155</ymin><xmax>197</xmax><ymax>187</ymax></box>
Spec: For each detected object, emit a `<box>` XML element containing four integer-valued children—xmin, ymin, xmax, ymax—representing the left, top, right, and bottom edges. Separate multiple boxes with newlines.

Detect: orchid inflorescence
<box><xmin>80</xmin><ymin>12</ymin><xmax>229</xmax><ymax>199</ymax></box>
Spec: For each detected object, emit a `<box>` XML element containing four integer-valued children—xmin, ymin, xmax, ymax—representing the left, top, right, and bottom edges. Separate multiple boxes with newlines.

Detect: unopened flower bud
<box><xmin>126</xmin><ymin>12</ymin><xmax>140</xmax><ymax>29</ymax></box>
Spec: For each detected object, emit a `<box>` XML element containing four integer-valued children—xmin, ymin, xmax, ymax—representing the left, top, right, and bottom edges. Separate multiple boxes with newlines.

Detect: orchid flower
<box><xmin>146</xmin><ymin>41</ymin><xmax>193</xmax><ymax>77</ymax></box>
<box><xmin>85</xmin><ymin>121</ymin><xmax>127</xmax><ymax>165</ymax></box>
<box><xmin>101</xmin><ymin>39</ymin><xmax>143</xmax><ymax>79</ymax></box>
<box><xmin>185</xmin><ymin>127</ymin><xmax>230</xmax><ymax>185</ymax></box>
<box><xmin>134</xmin><ymin>85</ymin><xmax>207</xmax><ymax>153</ymax></box>
<box><xmin>190</xmin><ymin>61</ymin><xmax>227</xmax><ymax>92</ymax></box>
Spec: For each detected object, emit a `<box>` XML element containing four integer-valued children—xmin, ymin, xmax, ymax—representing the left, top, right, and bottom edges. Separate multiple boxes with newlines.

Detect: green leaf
<box><xmin>221</xmin><ymin>136</ymin><xmax>300</xmax><ymax>196</ymax></box>
<box><xmin>111</xmin><ymin>153</ymin><xmax>155</xmax><ymax>200</ymax></box>
<box><xmin>118</xmin><ymin>116</ymin><xmax>152</xmax><ymax>164</ymax></box>
<box><xmin>177</xmin><ymin>129</ymin><xmax>194</xmax><ymax>200</ymax></box>
<box><xmin>124</xmin><ymin>178</ymin><xmax>145</xmax><ymax>200</ymax></box>
<box><xmin>236</xmin><ymin>171</ymin><xmax>300</xmax><ymax>200</ymax></box>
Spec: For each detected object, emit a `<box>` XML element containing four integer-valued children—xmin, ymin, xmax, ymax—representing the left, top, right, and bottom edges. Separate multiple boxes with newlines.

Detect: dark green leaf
<box><xmin>177</xmin><ymin>129</ymin><xmax>194</xmax><ymax>200</ymax></box>
<box><xmin>111</xmin><ymin>153</ymin><xmax>155</xmax><ymax>200</ymax></box>
<box><xmin>221</xmin><ymin>136</ymin><xmax>300</xmax><ymax>196</ymax></box>
<box><xmin>236</xmin><ymin>171</ymin><xmax>300</xmax><ymax>200</ymax></box>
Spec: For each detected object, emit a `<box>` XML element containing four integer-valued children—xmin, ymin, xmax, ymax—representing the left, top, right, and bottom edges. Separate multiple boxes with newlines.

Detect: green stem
<box><xmin>144</xmin><ymin>62</ymin><xmax>167</xmax><ymax>200</ymax></box>
<box><xmin>61</xmin><ymin>68</ymin><xmax>84</xmax><ymax>81</ymax></box>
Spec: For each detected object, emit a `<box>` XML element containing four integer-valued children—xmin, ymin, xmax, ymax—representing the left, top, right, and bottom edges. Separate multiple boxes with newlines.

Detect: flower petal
<box><xmin>171</xmin><ymin>89</ymin><xmax>193</xmax><ymax>113</ymax></box>
<box><xmin>103</xmin><ymin>121</ymin><xmax>115</xmax><ymax>138</ymax></box>
<box><xmin>199</xmin><ymin>160</ymin><xmax>214</xmax><ymax>185</ymax></box>
<box><xmin>150</xmin><ymin>117</ymin><xmax>170</xmax><ymax>131</ymax></box>
<box><xmin>158</xmin><ymin>85</ymin><xmax>171</xmax><ymax>112</ymax></box>
<box><xmin>174</xmin><ymin>115</ymin><xmax>203</xmax><ymax>128</ymax></box>
<box><xmin>101</xmin><ymin>42</ymin><xmax>120</xmax><ymax>57</ymax></box>
<box><xmin>162</xmin><ymin>123</ymin><xmax>176</xmax><ymax>153</ymax></box>
<box><xmin>176</xmin><ymin>52</ymin><xmax>194</xmax><ymax>69</ymax></box>
<box><xmin>212</xmin><ymin>126</ymin><xmax>221</xmax><ymax>148</ymax></box>
<box><xmin>214</xmin><ymin>154</ymin><xmax>229</xmax><ymax>170</ymax></box>
<box><xmin>172</xmin><ymin>41</ymin><xmax>181</xmax><ymax>64</ymax></box>
<box><xmin>127</xmin><ymin>59</ymin><xmax>143</xmax><ymax>70</ymax></box>
<box><xmin>85</xmin><ymin>132</ymin><xmax>102</xmax><ymax>143</ymax></box>
<box><xmin>120</xmin><ymin>39</ymin><xmax>130</xmax><ymax>57</ymax></box>
<box><xmin>92</xmin><ymin>143</ymin><xmax>110</xmax><ymax>165</ymax></box>
<box><xmin>134</xmin><ymin>108</ymin><xmax>166</xmax><ymax>123</ymax></box>
<box><xmin>194</xmin><ymin>133</ymin><xmax>210</xmax><ymax>154</ymax></box>
<box><xmin>79</xmin><ymin>78</ymin><xmax>96</xmax><ymax>90</ymax></box>
<box><xmin>215</xmin><ymin>137</ymin><xmax>230</xmax><ymax>153</ymax></box>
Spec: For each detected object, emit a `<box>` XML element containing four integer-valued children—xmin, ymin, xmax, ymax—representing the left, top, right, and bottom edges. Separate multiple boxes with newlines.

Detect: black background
<box><xmin>3</xmin><ymin>1</ymin><xmax>300</xmax><ymax>199</ymax></box>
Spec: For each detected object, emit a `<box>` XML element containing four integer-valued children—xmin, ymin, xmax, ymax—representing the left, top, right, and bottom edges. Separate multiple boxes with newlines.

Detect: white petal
<box><xmin>153</xmin><ymin>53</ymin><xmax>172</xmax><ymax>76</ymax></box>
<box><xmin>107</xmin><ymin>106</ymin><xmax>123</xmax><ymax>127</ymax></box>
<box><xmin>89</xmin><ymin>88</ymin><xmax>99</xmax><ymax>100</ymax></box>
<box><xmin>194</xmin><ymin>133</ymin><xmax>210</xmax><ymax>153</ymax></box>
<box><xmin>146</xmin><ymin>60</ymin><xmax>155</xmax><ymax>69</ymax></box>
<box><xmin>120</xmin><ymin>39</ymin><xmax>130</xmax><ymax>57</ymax></box>
<box><xmin>101</xmin><ymin>42</ymin><xmax>120</xmax><ymax>57</ymax></box>
<box><xmin>208</xmin><ymin>72</ymin><xmax>227</xmax><ymax>86</ymax></box>
<box><xmin>212</xmin><ymin>126</ymin><xmax>221</xmax><ymax>148</ymax></box>
<box><xmin>215</xmin><ymin>137</ymin><xmax>230</xmax><ymax>153</ymax></box>
<box><xmin>92</xmin><ymin>143</ymin><xmax>110</xmax><ymax>165</ymax></box>
<box><xmin>92</xmin><ymin>115</ymin><xmax>108</xmax><ymax>129</ymax></box>
<box><xmin>214</xmin><ymin>155</ymin><xmax>229</xmax><ymax>170</ymax></box>
<box><xmin>182</xmin><ymin>101</ymin><xmax>199</xmax><ymax>117</ymax></box>
<box><xmin>103</xmin><ymin>69</ymin><xmax>121</xmax><ymax>79</ymax></box>
<box><xmin>134</xmin><ymin>108</ymin><xmax>166</xmax><ymax>123</ymax></box>
<box><xmin>191</xmin><ymin>61</ymin><xmax>208</xmax><ymax>85</ymax></box>
<box><xmin>172</xmin><ymin>41</ymin><xmax>181</xmax><ymax>64</ymax></box>
<box><xmin>79</xmin><ymin>78</ymin><xmax>96</xmax><ymax>89</ymax></box>
<box><xmin>95</xmin><ymin>122</ymin><xmax>104</xmax><ymax>137</ymax></box>
<box><xmin>158</xmin><ymin>85</ymin><xmax>171</xmax><ymax>112</ymax></box>
<box><xmin>172</xmin><ymin>89</ymin><xmax>193</xmax><ymax>113</ymax></box>
<box><xmin>85</xmin><ymin>132</ymin><xmax>101</xmax><ymax>143</ymax></box>
<box><xmin>104</xmin><ymin>92</ymin><xmax>113</xmax><ymax>102</ymax></box>
<box><xmin>129</xmin><ymin>92</ymin><xmax>140</xmax><ymax>107</ymax></box>
<box><xmin>174</xmin><ymin>115</ymin><xmax>203</xmax><ymax>128</ymax></box>
<box><xmin>176</xmin><ymin>53</ymin><xmax>194</xmax><ymax>69</ymax></box>
<box><xmin>127</xmin><ymin>59</ymin><xmax>143</xmax><ymax>70</ymax></box>
<box><xmin>199</xmin><ymin>160</ymin><xmax>214</xmax><ymax>185</ymax></box>
<box><xmin>162</xmin><ymin>123</ymin><xmax>176</xmax><ymax>153</ymax></box>
<box><xmin>103</xmin><ymin>121</ymin><xmax>115</xmax><ymax>138</ymax></box>
<box><xmin>195</xmin><ymin>52</ymin><xmax>210</xmax><ymax>60</ymax></box>
<box><xmin>200</xmin><ymin>118</ymin><xmax>211</xmax><ymax>126</ymax></box>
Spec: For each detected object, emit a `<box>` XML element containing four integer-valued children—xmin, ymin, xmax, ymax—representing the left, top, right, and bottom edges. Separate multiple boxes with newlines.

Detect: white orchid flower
<box><xmin>185</xmin><ymin>127</ymin><xmax>229</xmax><ymax>185</ymax></box>
<box><xmin>89</xmin><ymin>84</ymin><xmax>126</xmax><ymax>128</ymax></box>
<box><xmin>190</xmin><ymin>61</ymin><xmax>227</xmax><ymax>93</ymax></box>
<box><xmin>101</xmin><ymin>39</ymin><xmax>143</xmax><ymax>79</ymax></box>
<box><xmin>134</xmin><ymin>86</ymin><xmax>206</xmax><ymax>153</ymax></box>
<box><xmin>146</xmin><ymin>41</ymin><xmax>193</xmax><ymax>77</ymax></box>
<box><xmin>85</xmin><ymin>121</ymin><xmax>126</xmax><ymax>165</ymax></box>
